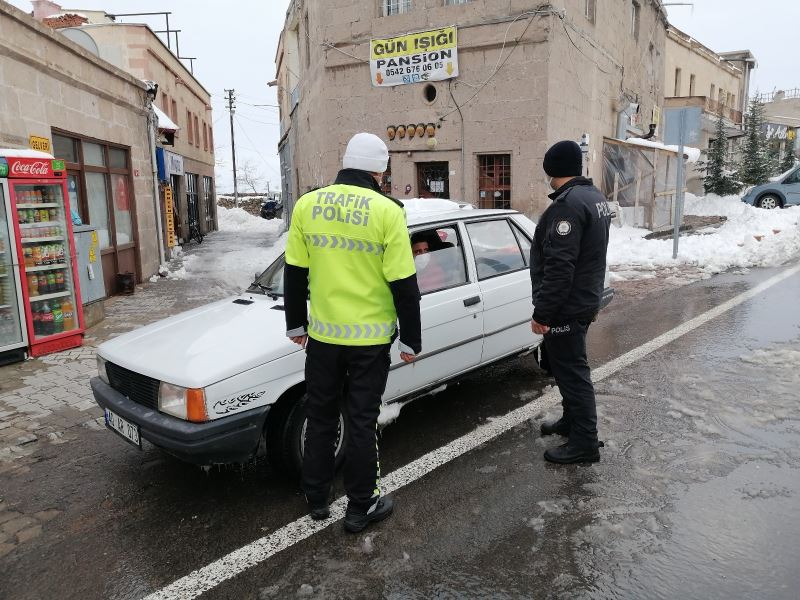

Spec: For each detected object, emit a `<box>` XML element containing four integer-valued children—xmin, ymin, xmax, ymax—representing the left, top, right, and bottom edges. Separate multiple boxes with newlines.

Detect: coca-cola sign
<box><xmin>11</xmin><ymin>161</ymin><xmax>49</xmax><ymax>176</ymax></box>
<box><xmin>4</xmin><ymin>158</ymin><xmax>57</xmax><ymax>179</ymax></box>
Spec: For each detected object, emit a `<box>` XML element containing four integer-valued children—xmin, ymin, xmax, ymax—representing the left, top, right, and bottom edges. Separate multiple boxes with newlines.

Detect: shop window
<box><xmin>477</xmin><ymin>154</ymin><xmax>511</xmax><ymax>209</ymax></box>
<box><xmin>53</xmin><ymin>134</ymin><xmax>78</xmax><ymax>163</ymax></box>
<box><xmin>111</xmin><ymin>174</ymin><xmax>133</xmax><ymax>245</ymax></box>
<box><xmin>83</xmin><ymin>142</ymin><xmax>105</xmax><ymax>167</ymax></box>
<box><xmin>86</xmin><ymin>172</ymin><xmax>111</xmax><ymax>248</ymax></box>
<box><xmin>109</xmin><ymin>147</ymin><xmax>127</xmax><ymax>170</ymax></box>
<box><xmin>203</xmin><ymin>176</ymin><xmax>215</xmax><ymax>227</ymax></box>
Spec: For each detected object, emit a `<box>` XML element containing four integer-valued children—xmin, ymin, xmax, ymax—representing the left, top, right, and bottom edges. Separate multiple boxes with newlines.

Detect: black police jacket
<box><xmin>530</xmin><ymin>177</ymin><xmax>611</xmax><ymax>326</ymax></box>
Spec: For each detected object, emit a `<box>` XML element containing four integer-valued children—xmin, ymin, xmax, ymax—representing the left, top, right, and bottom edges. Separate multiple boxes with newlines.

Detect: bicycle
<box><xmin>187</xmin><ymin>220</ymin><xmax>204</xmax><ymax>244</ymax></box>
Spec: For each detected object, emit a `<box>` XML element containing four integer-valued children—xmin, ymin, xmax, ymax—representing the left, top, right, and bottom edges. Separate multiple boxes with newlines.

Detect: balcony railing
<box><xmin>664</xmin><ymin>96</ymin><xmax>742</xmax><ymax>125</ymax></box>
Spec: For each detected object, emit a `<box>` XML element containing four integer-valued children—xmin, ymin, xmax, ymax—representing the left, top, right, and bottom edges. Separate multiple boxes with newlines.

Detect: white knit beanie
<box><xmin>343</xmin><ymin>133</ymin><xmax>389</xmax><ymax>173</ymax></box>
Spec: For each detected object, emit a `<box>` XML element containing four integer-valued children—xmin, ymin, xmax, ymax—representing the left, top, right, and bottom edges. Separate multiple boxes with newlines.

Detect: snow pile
<box><xmin>625</xmin><ymin>137</ymin><xmax>702</xmax><ymax>163</ymax></box>
<box><xmin>609</xmin><ymin>193</ymin><xmax>800</xmax><ymax>280</ymax></box>
<box><xmin>217</xmin><ymin>206</ymin><xmax>282</xmax><ymax>233</ymax></box>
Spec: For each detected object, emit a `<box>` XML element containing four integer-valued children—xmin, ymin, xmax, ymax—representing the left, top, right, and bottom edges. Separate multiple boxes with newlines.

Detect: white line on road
<box><xmin>144</xmin><ymin>263</ymin><xmax>800</xmax><ymax>600</ymax></box>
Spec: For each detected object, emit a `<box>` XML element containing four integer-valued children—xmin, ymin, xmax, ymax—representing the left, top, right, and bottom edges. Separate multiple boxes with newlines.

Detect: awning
<box><xmin>153</xmin><ymin>105</ymin><xmax>180</xmax><ymax>132</ymax></box>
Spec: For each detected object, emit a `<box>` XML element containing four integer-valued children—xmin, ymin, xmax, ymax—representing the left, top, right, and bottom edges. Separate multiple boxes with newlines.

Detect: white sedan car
<box><xmin>91</xmin><ymin>202</ymin><xmax>613</xmax><ymax>476</ymax></box>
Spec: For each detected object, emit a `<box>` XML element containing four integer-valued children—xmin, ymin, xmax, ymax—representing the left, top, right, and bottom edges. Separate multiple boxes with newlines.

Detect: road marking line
<box><xmin>144</xmin><ymin>263</ymin><xmax>800</xmax><ymax>600</ymax></box>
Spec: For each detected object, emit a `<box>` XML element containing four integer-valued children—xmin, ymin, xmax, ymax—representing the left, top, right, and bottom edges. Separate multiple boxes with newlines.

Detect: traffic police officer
<box><xmin>284</xmin><ymin>132</ymin><xmax>421</xmax><ymax>532</ymax></box>
<box><xmin>531</xmin><ymin>140</ymin><xmax>612</xmax><ymax>464</ymax></box>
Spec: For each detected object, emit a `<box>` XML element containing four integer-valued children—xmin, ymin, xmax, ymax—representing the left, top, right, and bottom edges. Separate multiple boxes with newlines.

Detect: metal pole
<box><xmin>165</xmin><ymin>13</ymin><xmax>170</xmax><ymax>49</ymax></box>
<box><xmin>226</xmin><ymin>89</ymin><xmax>239</xmax><ymax>208</ymax></box>
<box><xmin>672</xmin><ymin>109</ymin><xmax>687</xmax><ymax>259</ymax></box>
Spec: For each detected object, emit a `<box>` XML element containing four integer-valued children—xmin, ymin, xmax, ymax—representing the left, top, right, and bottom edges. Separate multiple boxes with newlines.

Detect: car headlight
<box><xmin>158</xmin><ymin>382</ymin><xmax>207</xmax><ymax>423</ymax></box>
<box><xmin>97</xmin><ymin>355</ymin><xmax>109</xmax><ymax>384</ymax></box>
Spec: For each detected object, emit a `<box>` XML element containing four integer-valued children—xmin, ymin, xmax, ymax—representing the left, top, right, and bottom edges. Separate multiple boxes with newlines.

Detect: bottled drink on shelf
<box><xmin>47</xmin><ymin>272</ymin><xmax>56</xmax><ymax>294</ymax></box>
<box><xmin>24</xmin><ymin>247</ymin><xmax>34</xmax><ymax>267</ymax></box>
<box><xmin>48</xmin><ymin>209</ymin><xmax>57</xmax><ymax>221</ymax></box>
<box><xmin>38</xmin><ymin>273</ymin><xmax>49</xmax><ymax>294</ymax></box>
<box><xmin>40</xmin><ymin>302</ymin><xmax>53</xmax><ymax>337</ymax></box>
<box><xmin>57</xmin><ymin>244</ymin><xmax>65</xmax><ymax>264</ymax></box>
<box><xmin>52</xmin><ymin>302</ymin><xmax>63</xmax><ymax>334</ymax></box>
<box><xmin>32</xmin><ymin>304</ymin><xmax>41</xmax><ymax>336</ymax></box>
<box><xmin>55</xmin><ymin>271</ymin><xmax>65</xmax><ymax>292</ymax></box>
<box><xmin>27</xmin><ymin>273</ymin><xmax>38</xmax><ymax>296</ymax></box>
<box><xmin>32</xmin><ymin>245</ymin><xmax>42</xmax><ymax>266</ymax></box>
<box><xmin>62</xmin><ymin>300</ymin><xmax>75</xmax><ymax>331</ymax></box>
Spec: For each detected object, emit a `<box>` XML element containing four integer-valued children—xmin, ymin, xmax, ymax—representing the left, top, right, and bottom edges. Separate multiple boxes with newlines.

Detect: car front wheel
<box><xmin>757</xmin><ymin>194</ymin><xmax>781</xmax><ymax>209</ymax></box>
<box><xmin>267</xmin><ymin>393</ymin><xmax>347</xmax><ymax>480</ymax></box>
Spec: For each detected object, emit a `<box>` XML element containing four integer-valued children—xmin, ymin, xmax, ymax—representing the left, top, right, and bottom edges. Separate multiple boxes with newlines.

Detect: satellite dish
<box><xmin>61</xmin><ymin>28</ymin><xmax>100</xmax><ymax>56</ymax></box>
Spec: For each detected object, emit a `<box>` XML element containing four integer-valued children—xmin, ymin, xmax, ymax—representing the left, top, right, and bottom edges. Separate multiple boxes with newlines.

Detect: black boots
<box><xmin>540</xmin><ymin>418</ymin><xmax>570</xmax><ymax>437</ymax></box>
<box><xmin>309</xmin><ymin>503</ymin><xmax>330</xmax><ymax>521</ymax></box>
<box><xmin>344</xmin><ymin>496</ymin><xmax>394</xmax><ymax>533</ymax></box>
<box><xmin>544</xmin><ymin>442</ymin><xmax>602</xmax><ymax>464</ymax></box>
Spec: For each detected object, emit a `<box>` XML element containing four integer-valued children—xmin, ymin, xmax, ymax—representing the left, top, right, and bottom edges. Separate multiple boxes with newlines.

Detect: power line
<box><xmin>234</xmin><ymin>116</ymin><xmax>281</xmax><ymax>178</ymax></box>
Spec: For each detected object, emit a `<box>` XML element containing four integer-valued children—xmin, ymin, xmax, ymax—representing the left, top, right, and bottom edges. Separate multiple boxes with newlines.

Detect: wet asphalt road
<box><xmin>2</xmin><ymin>263</ymin><xmax>799</xmax><ymax>600</ymax></box>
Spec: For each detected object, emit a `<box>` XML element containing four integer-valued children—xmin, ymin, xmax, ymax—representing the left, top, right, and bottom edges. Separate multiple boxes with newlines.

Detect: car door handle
<box><xmin>463</xmin><ymin>296</ymin><xmax>481</xmax><ymax>307</ymax></box>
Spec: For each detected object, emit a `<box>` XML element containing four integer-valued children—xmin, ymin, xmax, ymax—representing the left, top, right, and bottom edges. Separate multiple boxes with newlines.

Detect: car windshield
<box><xmin>248</xmin><ymin>254</ymin><xmax>285</xmax><ymax>296</ymax></box>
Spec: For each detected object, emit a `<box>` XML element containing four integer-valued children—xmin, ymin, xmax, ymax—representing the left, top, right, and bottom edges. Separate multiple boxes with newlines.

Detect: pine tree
<box><xmin>735</xmin><ymin>97</ymin><xmax>772</xmax><ymax>186</ymax></box>
<box><xmin>701</xmin><ymin>111</ymin><xmax>740</xmax><ymax>195</ymax></box>
<box><xmin>779</xmin><ymin>144</ymin><xmax>797</xmax><ymax>173</ymax></box>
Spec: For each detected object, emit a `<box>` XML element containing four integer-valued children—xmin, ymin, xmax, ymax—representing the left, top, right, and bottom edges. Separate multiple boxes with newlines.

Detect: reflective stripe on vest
<box><xmin>304</xmin><ymin>234</ymin><xmax>384</xmax><ymax>256</ymax></box>
<box><xmin>308</xmin><ymin>316</ymin><xmax>396</xmax><ymax>340</ymax></box>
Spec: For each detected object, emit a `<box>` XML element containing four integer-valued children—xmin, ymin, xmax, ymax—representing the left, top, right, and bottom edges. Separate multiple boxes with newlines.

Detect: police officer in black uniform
<box><xmin>531</xmin><ymin>140</ymin><xmax>612</xmax><ymax>464</ymax></box>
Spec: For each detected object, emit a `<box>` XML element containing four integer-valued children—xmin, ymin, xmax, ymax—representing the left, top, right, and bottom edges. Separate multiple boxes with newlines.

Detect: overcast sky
<box><xmin>7</xmin><ymin>0</ymin><xmax>797</xmax><ymax>192</ymax></box>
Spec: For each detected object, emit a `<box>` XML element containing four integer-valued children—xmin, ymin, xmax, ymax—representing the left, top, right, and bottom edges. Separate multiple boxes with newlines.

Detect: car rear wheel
<box><xmin>267</xmin><ymin>393</ymin><xmax>347</xmax><ymax>480</ymax></box>
<box><xmin>757</xmin><ymin>194</ymin><xmax>781</xmax><ymax>209</ymax></box>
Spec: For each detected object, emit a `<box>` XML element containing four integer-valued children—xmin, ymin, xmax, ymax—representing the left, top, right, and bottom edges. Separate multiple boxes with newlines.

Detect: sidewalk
<box><xmin>0</xmin><ymin>216</ymin><xmax>284</xmax><ymax>474</ymax></box>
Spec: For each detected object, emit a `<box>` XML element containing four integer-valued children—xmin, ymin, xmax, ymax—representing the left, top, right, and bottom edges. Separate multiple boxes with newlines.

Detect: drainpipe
<box><xmin>147</xmin><ymin>106</ymin><xmax>167</xmax><ymax>268</ymax></box>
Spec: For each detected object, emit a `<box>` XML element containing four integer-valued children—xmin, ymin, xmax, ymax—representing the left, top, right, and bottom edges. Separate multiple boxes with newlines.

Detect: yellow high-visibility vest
<box><xmin>285</xmin><ymin>184</ymin><xmax>416</xmax><ymax>345</ymax></box>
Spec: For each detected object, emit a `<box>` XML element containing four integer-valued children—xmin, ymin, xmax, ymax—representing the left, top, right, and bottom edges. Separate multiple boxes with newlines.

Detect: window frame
<box><xmin>408</xmin><ymin>223</ymin><xmax>470</xmax><ymax>296</ymax></box>
<box><xmin>444</xmin><ymin>0</ymin><xmax>471</xmax><ymax>6</ymax></box>
<box><xmin>464</xmin><ymin>217</ymin><xmax>528</xmax><ymax>282</ymax></box>
<box><xmin>477</xmin><ymin>153</ymin><xmax>512</xmax><ymax>210</ymax></box>
<box><xmin>631</xmin><ymin>0</ymin><xmax>640</xmax><ymax>40</ymax></box>
<box><xmin>382</xmin><ymin>0</ymin><xmax>412</xmax><ymax>17</ymax></box>
<box><xmin>584</xmin><ymin>0</ymin><xmax>596</xmax><ymax>23</ymax></box>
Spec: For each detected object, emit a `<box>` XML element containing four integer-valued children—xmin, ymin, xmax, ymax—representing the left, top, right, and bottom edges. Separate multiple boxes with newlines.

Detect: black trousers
<box><xmin>303</xmin><ymin>338</ymin><xmax>390</xmax><ymax>510</ymax></box>
<box><xmin>543</xmin><ymin>319</ymin><xmax>599</xmax><ymax>449</ymax></box>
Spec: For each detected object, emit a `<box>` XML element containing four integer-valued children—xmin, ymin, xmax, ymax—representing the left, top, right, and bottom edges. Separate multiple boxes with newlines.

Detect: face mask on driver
<box><xmin>414</xmin><ymin>253</ymin><xmax>431</xmax><ymax>271</ymax></box>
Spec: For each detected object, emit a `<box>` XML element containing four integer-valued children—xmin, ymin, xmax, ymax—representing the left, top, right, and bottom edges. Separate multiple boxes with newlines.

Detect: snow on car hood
<box><xmin>97</xmin><ymin>294</ymin><xmax>297</xmax><ymax>388</ymax></box>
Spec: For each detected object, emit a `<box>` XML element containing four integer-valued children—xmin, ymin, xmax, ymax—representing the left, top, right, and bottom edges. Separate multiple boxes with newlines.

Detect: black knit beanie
<box><xmin>543</xmin><ymin>140</ymin><xmax>583</xmax><ymax>177</ymax></box>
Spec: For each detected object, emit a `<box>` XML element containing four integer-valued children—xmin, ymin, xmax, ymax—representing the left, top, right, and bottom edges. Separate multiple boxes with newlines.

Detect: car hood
<box><xmin>97</xmin><ymin>294</ymin><xmax>298</xmax><ymax>388</ymax></box>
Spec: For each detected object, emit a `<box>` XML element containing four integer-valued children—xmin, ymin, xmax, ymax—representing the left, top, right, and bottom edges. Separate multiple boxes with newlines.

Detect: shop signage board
<box><xmin>164</xmin><ymin>186</ymin><xmax>176</xmax><ymax>248</ymax></box>
<box><xmin>165</xmin><ymin>151</ymin><xmax>184</xmax><ymax>177</ymax></box>
<box><xmin>29</xmin><ymin>136</ymin><xmax>52</xmax><ymax>153</ymax></box>
<box><xmin>370</xmin><ymin>26</ymin><xmax>458</xmax><ymax>87</ymax></box>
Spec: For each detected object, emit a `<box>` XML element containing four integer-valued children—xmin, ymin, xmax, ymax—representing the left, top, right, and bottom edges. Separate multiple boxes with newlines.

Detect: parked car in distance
<box><xmin>741</xmin><ymin>165</ymin><xmax>800</xmax><ymax>209</ymax></box>
<box><xmin>91</xmin><ymin>200</ymin><xmax>614</xmax><ymax>478</ymax></box>
<box><xmin>260</xmin><ymin>197</ymin><xmax>283</xmax><ymax>220</ymax></box>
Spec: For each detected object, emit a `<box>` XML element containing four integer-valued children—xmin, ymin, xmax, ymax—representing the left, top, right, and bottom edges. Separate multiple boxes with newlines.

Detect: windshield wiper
<box><xmin>251</xmin><ymin>281</ymin><xmax>281</xmax><ymax>299</ymax></box>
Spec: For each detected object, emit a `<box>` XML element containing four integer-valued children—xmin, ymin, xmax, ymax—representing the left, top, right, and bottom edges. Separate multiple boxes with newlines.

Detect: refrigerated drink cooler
<box><xmin>0</xmin><ymin>150</ymin><xmax>84</xmax><ymax>360</ymax></box>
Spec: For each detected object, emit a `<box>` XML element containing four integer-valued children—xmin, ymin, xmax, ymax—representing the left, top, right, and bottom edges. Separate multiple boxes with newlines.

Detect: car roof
<box><xmin>406</xmin><ymin>207</ymin><xmax>518</xmax><ymax>227</ymax></box>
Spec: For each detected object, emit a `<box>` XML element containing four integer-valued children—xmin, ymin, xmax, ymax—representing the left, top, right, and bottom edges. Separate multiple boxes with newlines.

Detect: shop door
<box><xmin>186</xmin><ymin>174</ymin><xmax>200</xmax><ymax>230</ymax></box>
<box><xmin>416</xmin><ymin>162</ymin><xmax>450</xmax><ymax>198</ymax></box>
<box><xmin>170</xmin><ymin>175</ymin><xmax>183</xmax><ymax>241</ymax></box>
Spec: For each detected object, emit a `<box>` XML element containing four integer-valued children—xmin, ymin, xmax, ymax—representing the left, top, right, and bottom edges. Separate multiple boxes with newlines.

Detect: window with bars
<box><xmin>477</xmin><ymin>154</ymin><xmax>511</xmax><ymax>210</ymax></box>
<box><xmin>383</xmin><ymin>0</ymin><xmax>411</xmax><ymax>16</ymax></box>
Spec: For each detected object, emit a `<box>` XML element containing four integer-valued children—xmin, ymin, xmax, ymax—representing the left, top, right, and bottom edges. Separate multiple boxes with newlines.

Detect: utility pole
<box><xmin>225</xmin><ymin>89</ymin><xmax>239</xmax><ymax>208</ymax></box>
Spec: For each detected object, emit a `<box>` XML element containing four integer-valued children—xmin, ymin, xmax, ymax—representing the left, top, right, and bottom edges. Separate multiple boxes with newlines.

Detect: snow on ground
<box><xmin>609</xmin><ymin>193</ymin><xmax>800</xmax><ymax>282</ymax></box>
<box><xmin>152</xmin><ymin>206</ymin><xmax>287</xmax><ymax>290</ymax></box>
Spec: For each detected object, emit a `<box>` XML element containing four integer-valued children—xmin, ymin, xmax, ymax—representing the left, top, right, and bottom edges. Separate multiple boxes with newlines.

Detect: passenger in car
<box><xmin>411</xmin><ymin>232</ymin><xmax>449</xmax><ymax>294</ymax></box>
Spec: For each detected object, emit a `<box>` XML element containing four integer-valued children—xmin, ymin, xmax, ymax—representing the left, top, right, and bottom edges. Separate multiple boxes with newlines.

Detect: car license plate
<box><xmin>104</xmin><ymin>408</ymin><xmax>142</xmax><ymax>449</ymax></box>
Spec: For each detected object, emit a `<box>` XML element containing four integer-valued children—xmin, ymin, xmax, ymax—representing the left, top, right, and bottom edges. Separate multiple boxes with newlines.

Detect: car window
<box><xmin>249</xmin><ymin>254</ymin><xmax>285</xmax><ymax>296</ymax></box>
<box><xmin>410</xmin><ymin>225</ymin><xmax>468</xmax><ymax>295</ymax></box>
<box><xmin>466</xmin><ymin>219</ymin><xmax>526</xmax><ymax>280</ymax></box>
<box><xmin>783</xmin><ymin>169</ymin><xmax>800</xmax><ymax>184</ymax></box>
<box><xmin>511</xmin><ymin>221</ymin><xmax>532</xmax><ymax>266</ymax></box>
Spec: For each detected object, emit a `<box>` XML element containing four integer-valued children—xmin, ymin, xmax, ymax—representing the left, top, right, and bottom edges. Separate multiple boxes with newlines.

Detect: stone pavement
<box><xmin>0</xmin><ymin>226</ymin><xmax>282</xmax><ymax>479</ymax></box>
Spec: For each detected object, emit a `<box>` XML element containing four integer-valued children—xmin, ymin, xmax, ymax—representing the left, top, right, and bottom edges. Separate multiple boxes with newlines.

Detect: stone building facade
<box><xmin>0</xmin><ymin>1</ymin><xmax>157</xmax><ymax>295</ymax></box>
<box><xmin>276</xmin><ymin>0</ymin><xmax>667</xmax><ymax>218</ymax></box>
